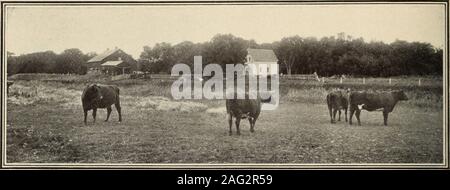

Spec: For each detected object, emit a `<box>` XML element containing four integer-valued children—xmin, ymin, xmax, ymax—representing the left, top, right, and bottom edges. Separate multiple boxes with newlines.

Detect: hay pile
<box><xmin>8</xmin><ymin>81</ymin><xmax>208</xmax><ymax>113</ymax></box>
<box><xmin>126</xmin><ymin>95</ymin><xmax>207</xmax><ymax>112</ymax></box>
<box><xmin>8</xmin><ymin>83</ymin><xmax>81</xmax><ymax>107</ymax></box>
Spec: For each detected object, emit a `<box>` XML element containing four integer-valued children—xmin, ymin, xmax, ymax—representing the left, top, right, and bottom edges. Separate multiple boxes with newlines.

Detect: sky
<box><xmin>5</xmin><ymin>4</ymin><xmax>446</xmax><ymax>59</ymax></box>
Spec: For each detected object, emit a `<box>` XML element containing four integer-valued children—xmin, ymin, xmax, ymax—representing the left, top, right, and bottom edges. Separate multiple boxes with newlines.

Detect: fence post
<box><xmin>322</xmin><ymin>77</ymin><xmax>325</xmax><ymax>83</ymax></box>
<box><xmin>340</xmin><ymin>77</ymin><xmax>343</xmax><ymax>84</ymax></box>
<box><xmin>389</xmin><ymin>78</ymin><xmax>392</xmax><ymax>85</ymax></box>
<box><xmin>418</xmin><ymin>78</ymin><xmax>421</xmax><ymax>86</ymax></box>
<box><xmin>363</xmin><ymin>77</ymin><xmax>365</xmax><ymax>84</ymax></box>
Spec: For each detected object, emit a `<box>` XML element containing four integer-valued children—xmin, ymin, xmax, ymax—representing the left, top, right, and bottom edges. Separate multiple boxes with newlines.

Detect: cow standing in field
<box><xmin>81</xmin><ymin>84</ymin><xmax>122</xmax><ymax>125</ymax></box>
<box><xmin>326</xmin><ymin>89</ymin><xmax>349</xmax><ymax>123</ymax></box>
<box><xmin>349</xmin><ymin>90</ymin><xmax>408</xmax><ymax>126</ymax></box>
<box><xmin>226</xmin><ymin>91</ymin><xmax>271</xmax><ymax>135</ymax></box>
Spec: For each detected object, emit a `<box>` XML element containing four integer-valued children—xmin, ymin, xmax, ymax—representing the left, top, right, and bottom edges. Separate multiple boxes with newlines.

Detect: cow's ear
<box><xmin>90</xmin><ymin>84</ymin><xmax>99</xmax><ymax>92</ymax></box>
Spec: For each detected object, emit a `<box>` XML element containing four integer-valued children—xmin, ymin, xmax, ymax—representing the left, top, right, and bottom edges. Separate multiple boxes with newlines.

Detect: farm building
<box><xmin>244</xmin><ymin>48</ymin><xmax>279</xmax><ymax>76</ymax></box>
<box><xmin>86</xmin><ymin>48</ymin><xmax>137</xmax><ymax>75</ymax></box>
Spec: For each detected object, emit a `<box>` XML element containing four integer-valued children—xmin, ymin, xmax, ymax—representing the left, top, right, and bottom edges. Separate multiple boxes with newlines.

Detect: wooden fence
<box><xmin>281</xmin><ymin>73</ymin><xmax>320</xmax><ymax>81</ymax></box>
<box><xmin>318</xmin><ymin>77</ymin><xmax>440</xmax><ymax>87</ymax></box>
<box><xmin>111</xmin><ymin>74</ymin><xmax>131</xmax><ymax>81</ymax></box>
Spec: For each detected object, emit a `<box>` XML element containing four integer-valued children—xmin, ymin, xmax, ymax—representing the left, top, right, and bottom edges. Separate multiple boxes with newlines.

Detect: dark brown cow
<box><xmin>326</xmin><ymin>89</ymin><xmax>349</xmax><ymax>123</ymax></box>
<box><xmin>226</xmin><ymin>91</ymin><xmax>271</xmax><ymax>135</ymax></box>
<box><xmin>81</xmin><ymin>84</ymin><xmax>122</xmax><ymax>125</ymax></box>
<box><xmin>349</xmin><ymin>90</ymin><xmax>408</xmax><ymax>126</ymax></box>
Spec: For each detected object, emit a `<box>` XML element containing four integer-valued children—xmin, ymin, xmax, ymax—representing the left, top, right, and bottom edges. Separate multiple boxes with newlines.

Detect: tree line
<box><xmin>7</xmin><ymin>48</ymin><xmax>96</xmax><ymax>75</ymax></box>
<box><xmin>7</xmin><ymin>33</ymin><xmax>443</xmax><ymax>77</ymax></box>
<box><xmin>139</xmin><ymin>33</ymin><xmax>442</xmax><ymax>77</ymax></box>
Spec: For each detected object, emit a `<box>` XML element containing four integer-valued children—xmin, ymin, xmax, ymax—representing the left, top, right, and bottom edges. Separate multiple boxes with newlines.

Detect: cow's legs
<box><xmin>105</xmin><ymin>106</ymin><xmax>112</xmax><ymax>122</ymax></box>
<box><xmin>332</xmin><ymin>109</ymin><xmax>338</xmax><ymax>123</ymax></box>
<box><xmin>92</xmin><ymin>108</ymin><xmax>97</xmax><ymax>123</ymax></box>
<box><xmin>338</xmin><ymin>110</ymin><xmax>341</xmax><ymax>121</ymax></box>
<box><xmin>344</xmin><ymin>108</ymin><xmax>348</xmax><ymax>122</ymax></box>
<box><xmin>349</xmin><ymin>106</ymin><xmax>356</xmax><ymax>125</ymax></box>
<box><xmin>84</xmin><ymin>110</ymin><xmax>88</xmax><ymax>125</ymax></box>
<box><xmin>355</xmin><ymin>109</ymin><xmax>361</xmax><ymax>126</ymax></box>
<box><xmin>328</xmin><ymin>102</ymin><xmax>333</xmax><ymax>123</ymax></box>
<box><xmin>249</xmin><ymin>118</ymin><xmax>255</xmax><ymax>133</ymax></box>
<box><xmin>235</xmin><ymin>117</ymin><xmax>241</xmax><ymax>135</ymax></box>
<box><xmin>228</xmin><ymin>114</ymin><xmax>233</xmax><ymax>136</ymax></box>
<box><xmin>383</xmin><ymin>111</ymin><xmax>389</xmax><ymax>126</ymax></box>
<box><xmin>115</xmin><ymin>103</ymin><xmax>122</xmax><ymax>122</ymax></box>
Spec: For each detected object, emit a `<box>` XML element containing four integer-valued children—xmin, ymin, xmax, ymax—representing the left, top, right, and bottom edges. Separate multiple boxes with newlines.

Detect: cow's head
<box><xmin>394</xmin><ymin>90</ymin><xmax>408</xmax><ymax>101</ymax></box>
<box><xmin>84</xmin><ymin>84</ymin><xmax>102</xmax><ymax>104</ymax></box>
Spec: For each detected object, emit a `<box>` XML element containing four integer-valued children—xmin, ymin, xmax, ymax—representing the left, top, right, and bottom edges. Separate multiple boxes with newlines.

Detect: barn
<box><xmin>86</xmin><ymin>48</ymin><xmax>137</xmax><ymax>75</ymax></box>
<box><xmin>244</xmin><ymin>48</ymin><xmax>279</xmax><ymax>76</ymax></box>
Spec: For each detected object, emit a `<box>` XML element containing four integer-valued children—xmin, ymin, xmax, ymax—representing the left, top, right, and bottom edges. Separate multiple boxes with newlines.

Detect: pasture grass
<box><xmin>5</xmin><ymin>79</ymin><xmax>444</xmax><ymax>163</ymax></box>
<box><xmin>7</xmin><ymin>101</ymin><xmax>443</xmax><ymax>163</ymax></box>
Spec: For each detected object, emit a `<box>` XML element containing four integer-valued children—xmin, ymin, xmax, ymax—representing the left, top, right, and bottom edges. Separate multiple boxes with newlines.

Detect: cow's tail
<box><xmin>115</xmin><ymin>87</ymin><xmax>120</xmax><ymax>96</ymax></box>
<box><xmin>327</xmin><ymin>94</ymin><xmax>333</xmax><ymax>119</ymax></box>
<box><xmin>114</xmin><ymin>87</ymin><xmax>121</xmax><ymax>105</ymax></box>
<box><xmin>326</xmin><ymin>94</ymin><xmax>333</xmax><ymax>107</ymax></box>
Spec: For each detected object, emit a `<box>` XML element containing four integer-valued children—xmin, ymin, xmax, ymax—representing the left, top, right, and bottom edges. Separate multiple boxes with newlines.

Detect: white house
<box><xmin>244</xmin><ymin>48</ymin><xmax>279</xmax><ymax>76</ymax></box>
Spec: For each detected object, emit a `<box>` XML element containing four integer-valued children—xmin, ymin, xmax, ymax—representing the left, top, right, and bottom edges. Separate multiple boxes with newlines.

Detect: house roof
<box><xmin>247</xmin><ymin>48</ymin><xmax>278</xmax><ymax>62</ymax></box>
<box><xmin>101</xmin><ymin>60</ymin><xmax>124</xmax><ymax>67</ymax></box>
<box><xmin>87</xmin><ymin>48</ymin><xmax>120</xmax><ymax>63</ymax></box>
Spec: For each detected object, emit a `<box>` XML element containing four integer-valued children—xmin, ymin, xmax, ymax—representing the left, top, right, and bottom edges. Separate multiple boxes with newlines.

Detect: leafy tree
<box><xmin>54</xmin><ymin>48</ymin><xmax>88</xmax><ymax>74</ymax></box>
<box><xmin>140</xmin><ymin>42</ymin><xmax>175</xmax><ymax>74</ymax></box>
<box><xmin>273</xmin><ymin>36</ymin><xmax>303</xmax><ymax>75</ymax></box>
<box><xmin>173</xmin><ymin>41</ymin><xmax>203</xmax><ymax>69</ymax></box>
<box><xmin>202</xmin><ymin>34</ymin><xmax>248</xmax><ymax>70</ymax></box>
<box><xmin>16</xmin><ymin>51</ymin><xmax>58</xmax><ymax>74</ymax></box>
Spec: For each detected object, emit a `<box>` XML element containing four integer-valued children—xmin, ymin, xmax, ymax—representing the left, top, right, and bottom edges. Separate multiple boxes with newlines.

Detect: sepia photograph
<box><xmin>1</xmin><ymin>1</ymin><xmax>448</xmax><ymax>169</ymax></box>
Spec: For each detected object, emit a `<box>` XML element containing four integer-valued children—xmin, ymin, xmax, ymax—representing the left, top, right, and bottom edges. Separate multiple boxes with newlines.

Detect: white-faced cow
<box><xmin>226</xmin><ymin>91</ymin><xmax>271</xmax><ymax>135</ymax></box>
<box><xmin>349</xmin><ymin>90</ymin><xmax>408</xmax><ymax>126</ymax></box>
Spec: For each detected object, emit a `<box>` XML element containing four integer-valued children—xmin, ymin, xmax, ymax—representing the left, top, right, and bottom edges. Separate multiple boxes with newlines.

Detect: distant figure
<box><xmin>349</xmin><ymin>90</ymin><xmax>408</xmax><ymax>126</ymax></box>
<box><xmin>313</xmin><ymin>72</ymin><xmax>320</xmax><ymax>81</ymax></box>
<box><xmin>81</xmin><ymin>84</ymin><xmax>122</xmax><ymax>125</ymax></box>
<box><xmin>326</xmin><ymin>88</ymin><xmax>349</xmax><ymax>123</ymax></box>
<box><xmin>225</xmin><ymin>91</ymin><xmax>271</xmax><ymax>135</ymax></box>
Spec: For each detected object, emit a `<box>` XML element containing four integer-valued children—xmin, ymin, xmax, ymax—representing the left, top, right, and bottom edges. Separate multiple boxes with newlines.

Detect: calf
<box><xmin>349</xmin><ymin>90</ymin><xmax>408</xmax><ymax>126</ymax></box>
<box><xmin>226</xmin><ymin>91</ymin><xmax>271</xmax><ymax>135</ymax></box>
<box><xmin>326</xmin><ymin>89</ymin><xmax>349</xmax><ymax>123</ymax></box>
<box><xmin>81</xmin><ymin>84</ymin><xmax>122</xmax><ymax>125</ymax></box>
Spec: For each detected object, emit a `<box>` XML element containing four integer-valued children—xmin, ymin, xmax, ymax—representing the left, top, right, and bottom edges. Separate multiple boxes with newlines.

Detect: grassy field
<box><xmin>5</xmin><ymin>76</ymin><xmax>444</xmax><ymax>164</ymax></box>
